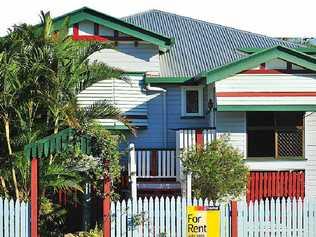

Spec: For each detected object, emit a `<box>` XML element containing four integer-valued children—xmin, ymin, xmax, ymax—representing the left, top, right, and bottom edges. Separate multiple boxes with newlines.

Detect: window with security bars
<box><xmin>247</xmin><ymin>112</ymin><xmax>304</xmax><ymax>159</ymax></box>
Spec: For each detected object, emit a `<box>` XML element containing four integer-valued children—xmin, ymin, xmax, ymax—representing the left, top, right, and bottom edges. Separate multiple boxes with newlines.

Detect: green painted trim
<box><xmin>24</xmin><ymin>128</ymin><xmax>92</xmax><ymax>160</ymax></box>
<box><xmin>122</xmin><ymin>72</ymin><xmax>145</xmax><ymax>76</ymax></box>
<box><xmin>42</xmin><ymin>7</ymin><xmax>174</xmax><ymax>51</ymax></box>
<box><xmin>201</xmin><ymin>46</ymin><xmax>316</xmax><ymax>84</ymax></box>
<box><xmin>103</xmin><ymin>125</ymin><xmax>129</xmax><ymax>130</ymax></box>
<box><xmin>145</xmin><ymin>76</ymin><xmax>191</xmax><ymax>84</ymax></box>
<box><xmin>239</xmin><ymin>47</ymin><xmax>316</xmax><ymax>54</ymax></box>
<box><xmin>217</xmin><ymin>105</ymin><xmax>316</xmax><ymax>111</ymax></box>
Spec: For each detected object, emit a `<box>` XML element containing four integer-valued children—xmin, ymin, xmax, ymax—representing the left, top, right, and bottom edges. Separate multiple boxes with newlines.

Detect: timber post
<box><xmin>103</xmin><ymin>160</ymin><xmax>111</xmax><ymax>237</ymax></box>
<box><xmin>129</xmin><ymin>143</ymin><xmax>137</xmax><ymax>201</ymax></box>
<box><xmin>231</xmin><ymin>201</ymin><xmax>238</xmax><ymax>237</ymax></box>
<box><xmin>31</xmin><ymin>157</ymin><xmax>39</xmax><ymax>237</ymax></box>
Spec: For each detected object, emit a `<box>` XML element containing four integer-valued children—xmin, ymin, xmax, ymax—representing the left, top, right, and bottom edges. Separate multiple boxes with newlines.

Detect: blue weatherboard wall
<box><xmin>126</xmin><ymin>85</ymin><xmax>209</xmax><ymax>149</ymax></box>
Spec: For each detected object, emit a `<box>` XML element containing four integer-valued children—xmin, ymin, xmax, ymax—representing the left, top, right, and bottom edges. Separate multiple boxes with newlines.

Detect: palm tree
<box><xmin>0</xmin><ymin>11</ymin><xmax>131</xmax><ymax>203</ymax></box>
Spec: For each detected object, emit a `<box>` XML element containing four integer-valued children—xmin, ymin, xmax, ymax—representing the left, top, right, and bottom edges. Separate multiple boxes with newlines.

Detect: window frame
<box><xmin>246</xmin><ymin>111</ymin><xmax>304</xmax><ymax>159</ymax></box>
<box><xmin>181</xmin><ymin>86</ymin><xmax>204</xmax><ymax>117</ymax></box>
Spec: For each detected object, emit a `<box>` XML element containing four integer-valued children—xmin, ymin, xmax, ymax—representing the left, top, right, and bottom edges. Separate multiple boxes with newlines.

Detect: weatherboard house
<box><xmin>53</xmin><ymin>7</ymin><xmax>316</xmax><ymax>200</ymax></box>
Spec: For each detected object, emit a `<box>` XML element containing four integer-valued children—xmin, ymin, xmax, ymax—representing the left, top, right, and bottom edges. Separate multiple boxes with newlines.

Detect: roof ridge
<box><xmin>123</xmin><ymin>9</ymin><xmax>304</xmax><ymax>48</ymax></box>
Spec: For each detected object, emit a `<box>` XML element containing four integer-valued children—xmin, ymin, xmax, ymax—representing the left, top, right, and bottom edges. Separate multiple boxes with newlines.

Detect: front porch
<box><xmin>126</xmin><ymin>125</ymin><xmax>307</xmax><ymax>201</ymax></box>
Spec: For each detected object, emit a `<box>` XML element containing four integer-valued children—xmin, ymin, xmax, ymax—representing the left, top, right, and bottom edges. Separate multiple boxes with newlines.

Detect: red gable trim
<box><xmin>72</xmin><ymin>23</ymin><xmax>109</xmax><ymax>42</ymax></box>
<box><xmin>216</xmin><ymin>92</ymin><xmax>316</xmax><ymax>97</ymax></box>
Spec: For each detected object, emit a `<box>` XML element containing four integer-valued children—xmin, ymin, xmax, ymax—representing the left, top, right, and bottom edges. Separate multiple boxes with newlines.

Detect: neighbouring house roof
<box><xmin>123</xmin><ymin>10</ymin><xmax>304</xmax><ymax>77</ymax></box>
<box><xmin>47</xmin><ymin>7</ymin><xmax>174</xmax><ymax>51</ymax></box>
<box><xmin>200</xmin><ymin>46</ymin><xmax>316</xmax><ymax>84</ymax></box>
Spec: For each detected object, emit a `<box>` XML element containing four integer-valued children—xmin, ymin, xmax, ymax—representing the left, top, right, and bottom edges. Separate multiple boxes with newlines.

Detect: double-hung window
<box><xmin>181</xmin><ymin>86</ymin><xmax>203</xmax><ymax>117</ymax></box>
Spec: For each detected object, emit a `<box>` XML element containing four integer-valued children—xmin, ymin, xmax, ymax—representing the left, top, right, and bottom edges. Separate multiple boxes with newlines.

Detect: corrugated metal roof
<box><xmin>122</xmin><ymin>10</ymin><xmax>303</xmax><ymax>77</ymax></box>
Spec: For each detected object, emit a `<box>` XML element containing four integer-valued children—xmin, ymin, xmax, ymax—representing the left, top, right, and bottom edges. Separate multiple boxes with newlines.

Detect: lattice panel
<box><xmin>278</xmin><ymin>129</ymin><xmax>303</xmax><ymax>158</ymax></box>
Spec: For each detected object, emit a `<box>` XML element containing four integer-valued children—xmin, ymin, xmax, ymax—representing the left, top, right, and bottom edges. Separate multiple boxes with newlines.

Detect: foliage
<box><xmin>69</xmin><ymin>225</ymin><xmax>103</xmax><ymax>237</ymax></box>
<box><xmin>0</xmin><ymin>9</ymin><xmax>131</xmax><ymax>235</ymax></box>
<box><xmin>182</xmin><ymin>136</ymin><xmax>249</xmax><ymax>202</ymax></box>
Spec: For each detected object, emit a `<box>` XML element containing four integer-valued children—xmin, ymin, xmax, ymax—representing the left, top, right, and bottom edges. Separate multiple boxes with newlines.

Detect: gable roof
<box><xmin>200</xmin><ymin>46</ymin><xmax>316</xmax><ymax>84</ymax></box>
<box><xmin>49</xmin><ymin>7</ymin><xmax>174</xmax><ymax>51</ymax></box>
<box><xmin>123</xmin><ymin>10</ymin><xmax>304</xmax><ymax>77</ymax></box>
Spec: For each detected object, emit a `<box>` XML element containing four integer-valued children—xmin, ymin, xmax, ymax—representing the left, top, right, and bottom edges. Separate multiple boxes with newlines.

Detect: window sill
<box><xmin>244</xmin><ymin>158</ymin><xmax>307</xmax><ymax>171</ymax></box>
<box><xmin>180</xmin><ymin>115</ymin><xmax>205</xmax><ymax>119</ymax></box>
<box><xmin>246</xmin><ymin>157</ymin><xmax>306</xmax><ymax>161</ymax></box>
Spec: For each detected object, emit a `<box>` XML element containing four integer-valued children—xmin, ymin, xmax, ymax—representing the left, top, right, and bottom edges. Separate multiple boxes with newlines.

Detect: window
<box><xmin>247</xmin><ymin>112</ymin><xmax>304</xmax><ymax>159</ymax></box>
<box><xmin>181</xmin><ymin>86</ymin><xmax>203</xmax><ymax>117</ymax></box>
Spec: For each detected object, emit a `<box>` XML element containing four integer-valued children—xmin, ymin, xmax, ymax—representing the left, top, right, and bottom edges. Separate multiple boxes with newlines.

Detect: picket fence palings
<box><xmin>148</xmin><ymin>198</ymin><xmax>153</xmax><ymax>237</ymax></box>
<box><xmin>121</xmin><ymin>200</ymin><xmax>127</xmax><ymax>237</ymax></box>
<box><xmin>116</xmin><ymin>200</ymin><xmax>121</xmax><ymax>237</ymax></box>
<box><xmin>111</xmin><ymin>201</ymin><xmax>115</xmax><ymax>237</ymax></box>
<box><xmin>165</xmin><ymin>197</ymin><xmax>170</xmax><ymax>237</ymax></box>
<box><xmin>170</xmin><ymin>197</ymin><xmax>175</xmax><ymax>237</ymax></box>
<box><xmin>110</xmin><ymin>196</ymin><xmax>316</xmax><ymax>237</ymax></box>
<box><xmin>159</xmin><ymin>197</ymin><xmax>165</xmax><ymax>235</ymax></box>
<box><xmin>0</xmin><ymin>197</ymin><xmax>30</xmax><ymax>237</ymax></box>
<box><xmin>143</xmin><ymin>198</ymin><xmax>148</xmax><ymax>237</ymax></box>
<box><xmin>137</xmin><ymin>198</ymin><xmax>142</xmax><ymax>236</ymax></box>
<box><xmin>154</xmin><ymin>197</ymin><xmax>159</xmax><ymax>236</ymax></box>
<box><xmin>127</xmin><ymin>199</ymin><xmax>133</xmax><ymax>237</ymax></box>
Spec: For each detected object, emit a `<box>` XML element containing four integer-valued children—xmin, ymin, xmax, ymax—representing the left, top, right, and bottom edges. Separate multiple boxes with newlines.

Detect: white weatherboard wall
<box><xmin>90</xmin><ymin>42</ymin><xmax>160</xmax><ymax>72</ymax></box>
<box><xmin>216</xmin><ymin>74</ymin><xmax>316</xmax><ymax>106</ymax></box>
<box><xmin>305</xmin><ymin>112</ymin><xmax>316</xmax><ymax>198</ymax></box>
<box><xmin>216</xmin><ymin>111</ymin><xmax>246</xmax><ymax>157</ymax></box>
<box><xmin>77</xmin><ymin>75</ymin><xmax>148</xmax><ymax>127</ymax></box>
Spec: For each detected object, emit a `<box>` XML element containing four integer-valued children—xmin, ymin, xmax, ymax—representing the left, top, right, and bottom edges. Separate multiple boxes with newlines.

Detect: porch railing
<box><xmin>176</xmin><ymin>128</ymin><xmax>216</xmax><ymax>151</ymax></box>
<box><xmin>133</xmin><ymin>149</ymin><xmax>178</xmax><ymax>178</ymax></box>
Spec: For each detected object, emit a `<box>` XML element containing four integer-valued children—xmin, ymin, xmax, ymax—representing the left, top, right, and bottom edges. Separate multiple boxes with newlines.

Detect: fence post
<box><xmin>129</xmin><ymin>143</ymin><xmax>137</xmax><ymax>201</ymax></box>
<box><xmin>231</xmin><ymin>201</ymin><xmax>238</xmax><ymax>237</ymax></box>
<box><xmin>103</xmin><ymin>160</ymin><xmax>111</xmax><ymax>237</ymax></box>
<box><xmin>30</xmin><ymin>157</ymin><xmax>38</xmax><ymax>237</ymax></box>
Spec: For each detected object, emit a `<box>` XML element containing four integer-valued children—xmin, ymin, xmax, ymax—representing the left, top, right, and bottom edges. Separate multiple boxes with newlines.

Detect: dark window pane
<box><xmin>247</xmin><ymin>112</ymin><xmax>274</xmax><ymax>127</ymax></box>
<box><xmin>186</xmin><ymin>90</ymin><xmax>199</xmax><ymax>113</ymax></box>
<box><xmin>275</xmin><ymin>112</ymin><xmax>303</xmax><ymax>127</ymax></box>
<box><xmin>247</xmin><ymin>130</ymin><xmax>275</xmax><ymax>157</ymax></box>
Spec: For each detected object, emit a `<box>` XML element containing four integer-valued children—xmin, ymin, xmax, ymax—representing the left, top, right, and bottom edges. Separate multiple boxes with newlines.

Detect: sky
<box><xmin>0</xmin><ymin>0</ymin><xmax>315</xmax><ymax>38</ymax></box>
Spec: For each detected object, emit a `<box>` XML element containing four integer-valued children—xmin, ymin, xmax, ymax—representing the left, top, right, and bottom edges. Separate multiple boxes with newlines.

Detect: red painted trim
<box><xmin>103</xmin><ymin>161</ymin><xmax>111</xmax><ymax>237</ymax></box>
<box><xmin>73</xmin><ymin>23</ymin><xmax>79</xmax><ymax>37</ymax></box>
<box><xmin>216</xmin><ymin>92</ymin><xmax>316</xmax><ymax>97</ymax></box>
<box><xmin>73</xmin><ymin>35</ymin><xmax>109</xmax><ymax>42</ymax></box>
<box><xmin>196</xmin><ymin>129</ymin><xmax>204</xmax><ymax>149</ymax></box>
<box><xmin>293</xmin><ymin>172</ymin><xmax>297</xmax><ymax>198</ymax></box>
<box><xmin>301</xmin><ymin>172</ymin><xmax>305</xmax><ymax>198</ymax></box>
<box><xmin>31</xmin><ymin>158</ymin><xmax>38</xmax><ymax>237</ymax></box>
<box><xmin>231</xmin><ymin>201</ymin><xmax>238</xmax><ymax>237</ymax></box>
<box><xmin>251</xmin><ymin>172</ymin><xmax>255</xmax><ymax>202</ymax></box>
<box><xmin>151</xmin><ymin>150</ymin><xmax>158</xmax><ymax>176</ymax></box>
<box><xmin>58</xmin><ymin>191</ymin><xmax>62</xmax><ymax>205</ymax></box>
<box><xmin>284</xmin><ymin>172</ymin><xmax>288</xmax><ymax>197</ymax></box>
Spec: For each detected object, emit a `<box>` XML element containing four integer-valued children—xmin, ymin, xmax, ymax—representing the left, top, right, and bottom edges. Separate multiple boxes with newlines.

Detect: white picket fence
<box><xmin>238</xmin><ymin>197</ymin><xmax>316</xmax><ymax>237</ymax></box>
<box><xmin>110</xmin><ymin>196</ymin><xmax>230</xmax><ymax>237</ymax></box>
<box><xmin>0</xmin><ymin>197</ymin><xmax>30</xmax><ymax>237</ymax></box>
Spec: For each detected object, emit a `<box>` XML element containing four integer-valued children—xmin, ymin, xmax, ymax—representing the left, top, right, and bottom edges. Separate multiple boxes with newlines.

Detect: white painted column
<box><xmin>304</xmin><ymin>112</ymin><xmax>316</xmax><ymax>198</ymax></box>
<box><xmin>129</xmin><ymin>143</ymin><xmax>137</xmax><ymax>201</ymax></box>
<box><xmin>176</xmin><ymin>130</ymin><xmax>187</xmax><ymax>197</ymax></box>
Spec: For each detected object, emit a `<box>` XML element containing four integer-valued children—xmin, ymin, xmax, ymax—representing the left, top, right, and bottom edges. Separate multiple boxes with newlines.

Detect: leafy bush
<box><xmin>182</xmin><ymin>136</ymin><xmax>249</xmax><ymax>202</ymax></box>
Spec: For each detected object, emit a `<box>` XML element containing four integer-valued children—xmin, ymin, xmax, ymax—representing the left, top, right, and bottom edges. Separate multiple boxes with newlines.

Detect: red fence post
<box><xmin>31</xmin><ymin>157</ymin><xmax>39</xmax><ymax>237</ymax></box>
<box><xmin>103</xmin><ymin>161</ymin><xmax>111</xmax><ymax>237</ymax></box>
<box><xmin>231</xmin><ymin>201</ymin><xmax>238</xmax><ymax>237</ymax></box>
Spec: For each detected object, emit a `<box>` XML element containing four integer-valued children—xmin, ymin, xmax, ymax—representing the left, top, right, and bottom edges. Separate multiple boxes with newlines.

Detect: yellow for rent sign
<box><xmin>187</xmin><ymin>206</ymin><xmax>220</xmax><ymax>237</ymax></box>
